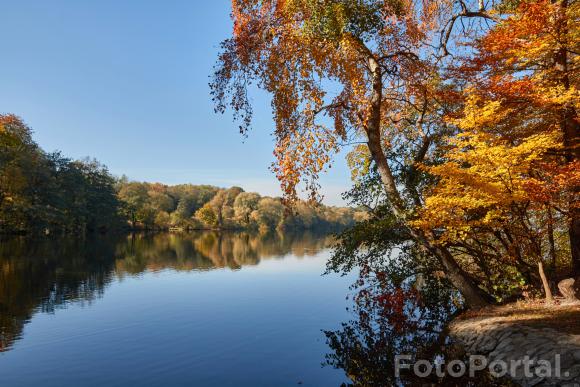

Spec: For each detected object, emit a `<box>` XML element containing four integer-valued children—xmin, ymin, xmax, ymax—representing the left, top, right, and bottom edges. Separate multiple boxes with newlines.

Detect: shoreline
<box><xmin>448</xmin><ymin>301</ymin><xmax>580</xmax><ymax>386</ymax></box>
<box><xmin>0</xmin><ymin>226</ymin><xmax>344</xmax><ymax>240</ymax></box>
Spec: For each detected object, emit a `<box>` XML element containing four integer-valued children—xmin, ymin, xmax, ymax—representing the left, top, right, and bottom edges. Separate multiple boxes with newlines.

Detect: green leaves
<box><xmin>300</xmin><ymin>0</ymin><xmax>385</xmax><ymax>42</ymax></box>
<box><xmin>0</xmin><ymin>115</ymin><xmax>124</xmax><ymax>234</ymax></box>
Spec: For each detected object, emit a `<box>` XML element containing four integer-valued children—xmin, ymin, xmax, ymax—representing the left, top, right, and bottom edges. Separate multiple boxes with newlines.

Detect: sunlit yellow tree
<box><xmin>418</xmin><ymin>0</ymin><xmax>579</xmax><ymax>282</ymax></box>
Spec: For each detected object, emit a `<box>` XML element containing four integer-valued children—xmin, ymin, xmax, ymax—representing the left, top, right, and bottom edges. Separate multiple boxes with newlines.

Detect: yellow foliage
<box><xmin>346</xmin><ymin>144</ymin><xmax>371</xmax><ymax>183</ymax></box>
<box><xmin>414</xmin><ymin>112</ymin><xmax>561</xmax><ymax>241</ymax></box>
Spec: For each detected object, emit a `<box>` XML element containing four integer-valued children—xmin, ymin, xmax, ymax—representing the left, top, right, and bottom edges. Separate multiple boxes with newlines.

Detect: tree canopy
<box><xmin>213</xmin><ymin>0</ymin><xmax>579</xmax><ymax>307</ymax></box>
<box><xmin>0</xmin><ymin>115</ymin><xmax>124</xmax><ymax>234</ymax></box>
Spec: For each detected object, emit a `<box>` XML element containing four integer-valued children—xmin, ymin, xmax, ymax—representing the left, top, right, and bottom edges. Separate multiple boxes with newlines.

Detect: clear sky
<box><xmin>0</xmin><ymin>0</ymin><xmax>352</xmax><ymax>205</ymax></box>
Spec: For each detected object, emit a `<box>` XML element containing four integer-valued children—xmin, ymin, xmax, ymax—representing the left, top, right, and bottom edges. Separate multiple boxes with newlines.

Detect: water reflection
<box><xmin>0</xmin><ymin>230</ymin><xmax>333</xmax><ymax>353</ymax></box>
<box><xmin>323</xmin><ymin>270</ymin><xmax>509</xmax><ymax>386</ymax></box>
<box><xmin>323</xmin><ymin>270</ymin><xmax>456</xmax><ymax>386</ymax></box>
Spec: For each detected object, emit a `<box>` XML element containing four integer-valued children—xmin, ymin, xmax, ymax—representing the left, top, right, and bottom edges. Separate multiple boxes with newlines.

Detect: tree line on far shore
<box><xmin>0</xmin><ymin>115</ymin><xmax>364</xmax><ymax>235</ymax></box>
<box><xmin>118</xmin><ymin>180</ymin><xmax>364</xmax><ymax>231</ymax></box>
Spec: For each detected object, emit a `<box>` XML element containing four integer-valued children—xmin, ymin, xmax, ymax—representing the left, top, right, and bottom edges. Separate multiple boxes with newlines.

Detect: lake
<box><xmin>0</xmin><ymin>231</ymin><xmax>356</xmax><ymax>387</ymax></box>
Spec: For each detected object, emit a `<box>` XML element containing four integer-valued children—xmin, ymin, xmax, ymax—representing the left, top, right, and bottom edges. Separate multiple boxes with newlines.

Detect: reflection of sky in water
<box><xmin>0</xmin><ymin>233</ymin><xmax>353</xmax><ymax>387</ymax></box>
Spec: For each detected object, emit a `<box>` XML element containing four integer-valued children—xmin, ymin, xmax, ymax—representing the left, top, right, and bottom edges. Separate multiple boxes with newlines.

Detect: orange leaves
<box><xmin>215</xmin><ymin>1</ymin><xmax>445</xmax><ymax>203</ymax></box>
<box><xmin>523</xmin><ymin>161</ymin><xmax>580</xmax><ymax>205</ymax></box>
<box><xmin>483</xmin><ymin>0</ymin><xmax>553</xmax><ymax>52</ymax></box>
<box><xmin>0</xmin><ymin>114</ymin><xmax>22</xmax><ymax>131</ymax></box>
<box><xmin>230</xmin><ymin>0</ymin><xmax>282</xmax><ymax>66</ymax></box>
<box><xmin>464</xmin><ymin>0</ymin><xmax>579</xmax><ymax>105</ymax></box>
<box><xmin>272</xmin><ymin>128</ymin><xmax>339</xmax><ymax>203</ymax></box>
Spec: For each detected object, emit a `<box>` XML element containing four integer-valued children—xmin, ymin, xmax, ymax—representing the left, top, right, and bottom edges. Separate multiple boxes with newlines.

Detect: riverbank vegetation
<box><xmin>0</xmin><ymin>115</ymin><xmax>364</xmax><ymax>235</ymax></box>
<box><xmin>213</xmin><ymin>0</ymin><xmax>579</xmax><ymax>308</ymax></box>
<box><xmin>0</xmin><ymin>115</ymin><xmax>123</xmax><ymax>234</ymax></box>
<box><xmin>117</xmin><ymin>179</ymin><xmax>365</xmax><ymax>231</ymax></box>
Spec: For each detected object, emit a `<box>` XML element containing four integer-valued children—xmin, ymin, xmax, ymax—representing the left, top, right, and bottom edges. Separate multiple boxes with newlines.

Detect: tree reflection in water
<box><xmin>0</xmin><ymin>230</ymin><xmax>333</xmax><ymax>352</ymax></box>
<box><xmin>323</xmin><ymin>266</ymin><xmax>512</xmax><ymax>386</ymax></box>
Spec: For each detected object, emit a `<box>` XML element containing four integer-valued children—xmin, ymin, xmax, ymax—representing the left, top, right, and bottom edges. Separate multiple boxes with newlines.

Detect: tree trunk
<box><xmin>547</xmin><ymin>207</ymin><xmax>557</xmax><ymax>269</ymax></box>
<box><xmin>363</xmin><ymin>53</ymin><xmax>491</xmax><ymax>309</ymax></box>
<box><xmin>434</xmin><ymin>244</ymin><xmax>493</xmax><ymax>308</ymax></box>
<box><xmin>570</xmin><ymin>217</ymin><xmax>580</xmax><ymax>277</ymax></box>
<box><xmin>538</xmin><ymin>261</ymin><xmax>554</xmax><ymax>303</ymax></box>
<box><xmin>554</xmin><ymin>0</ymin><xmax>580</xmax><ymax>276</ymax></box>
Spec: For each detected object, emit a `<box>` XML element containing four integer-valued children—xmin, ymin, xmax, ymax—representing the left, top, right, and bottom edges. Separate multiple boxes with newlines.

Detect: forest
<box><xmin>0</xmin><ymin>114</ymin><xmax>364</xmax><ymax>235</ymax></box>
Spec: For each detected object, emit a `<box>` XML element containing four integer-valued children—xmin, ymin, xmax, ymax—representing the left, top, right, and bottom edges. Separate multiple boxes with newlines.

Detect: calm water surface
<box><xmin>0</xmin><ymin>231</ymin><xmax>354</xmax><ymax>387</ymax></box>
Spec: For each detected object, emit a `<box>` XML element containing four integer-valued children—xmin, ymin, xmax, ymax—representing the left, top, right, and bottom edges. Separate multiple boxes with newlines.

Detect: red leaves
<box><xmin>374</xmin><ymin>287</ymin><xmax>421</xmax><ymax>333</ymax></box>
<box><xmin>523</xmin><ymin>161</ymin><xmax>580</xmax><ymax>207</ymax></box>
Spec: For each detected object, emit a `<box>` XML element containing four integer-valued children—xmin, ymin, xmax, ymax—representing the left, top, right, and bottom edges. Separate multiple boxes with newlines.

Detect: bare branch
<box><xmin>439</xmin><ymin>4</ymin><xmax>500</xmax><ymax>56</ymax></box>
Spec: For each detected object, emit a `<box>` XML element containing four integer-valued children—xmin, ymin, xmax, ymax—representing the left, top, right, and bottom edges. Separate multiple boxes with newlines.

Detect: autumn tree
<box><xmin>196</xmin><ymin>202</ymin><xmax>219</xmax><ymax>227</ymax></box>
<box><xmin>167</xmin><ymin>185</ymin><xmax>219</xmax><ymax>227</ymax></box>
<box><xmin>212</xmin><ymin>0</ymin><xmax>508</xmax><ymax>307</ymax></box>
<box><xmin>0</xmin><ymin>115</ymin><xmax>42</xmax><ymax>232</ymax></box>
<box><xmin>233</xmin><ymin>191</ymin><xmax>261</xmax><ymax>225</ymax></box>
<box><xmin>414</xmin><ymin>101</ymin><xmax>570</xmax><ymax>298</ymax></box>
<box><xmin>195</xmin><ymin>187</ymin><xmax>243</xmax><ymax>228</ymax></box>
<box><xmin>440</xmin><ymin>0</ymin><xmax>580</xmax><ymax>276</ymax></box>
<box><xmin>251</xmin><ymin>197</ymin><xmax>285</xmax><ymax>230</ymax></box>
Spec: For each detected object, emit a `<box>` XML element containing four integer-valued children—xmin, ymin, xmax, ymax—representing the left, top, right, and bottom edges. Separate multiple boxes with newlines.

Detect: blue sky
<box><xmin>0</xmin><ymin>0</ymin><xmax>351</xmax><ymax>205</ymax></box>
